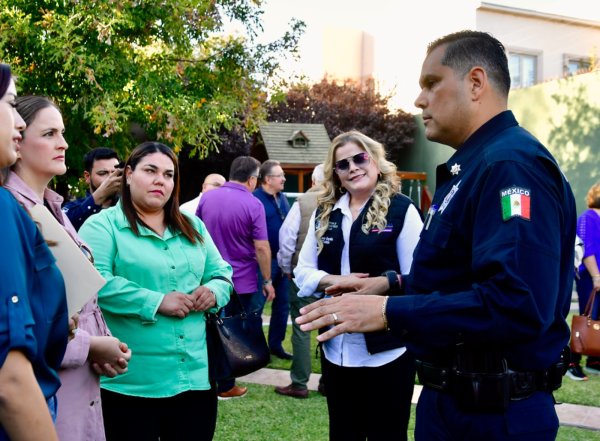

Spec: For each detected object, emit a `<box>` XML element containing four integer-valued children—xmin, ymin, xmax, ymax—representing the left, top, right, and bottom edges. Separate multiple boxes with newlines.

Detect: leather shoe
<box><xmin>275</xmin><ymin>384</ymin><xmax>308</xmax><ymax>399</ymax></box>
<box><xmin>217</xmin><ymin>385</ymin><xmax>248</xmax><ymax>400</ymax></box>
<box><xmin>270</xmin><ymin>349</ymin><xmax>293</xmax><ymax>360</ymax></box>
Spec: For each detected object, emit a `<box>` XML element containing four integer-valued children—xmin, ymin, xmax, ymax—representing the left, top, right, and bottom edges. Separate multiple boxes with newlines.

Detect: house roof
<box><xmin>258</xmin><ymin>123</ymin><xmax>331</xmax><ymax>165</ymax></box>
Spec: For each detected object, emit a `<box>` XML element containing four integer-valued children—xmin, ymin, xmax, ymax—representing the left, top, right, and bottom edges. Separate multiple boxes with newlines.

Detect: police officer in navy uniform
<box><xmin>297</xmin><ymin>30</ymin><xmax>576</xmax><ymax>440</ymax></box>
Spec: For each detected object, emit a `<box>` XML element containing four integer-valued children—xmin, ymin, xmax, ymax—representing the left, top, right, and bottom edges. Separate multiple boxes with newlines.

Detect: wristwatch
<box><xmin>381</xmin><ymin>270</ymin><xmax>400</xmax><ymax>292</ymax></box>
<box><xmin>263</xmin><ymin>279</ymin><xmax>273</xmax><ymax>286</ymax></box>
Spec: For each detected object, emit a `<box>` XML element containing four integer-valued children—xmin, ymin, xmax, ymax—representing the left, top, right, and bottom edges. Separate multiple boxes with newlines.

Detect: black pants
<box><xmin>322</xmin><ymin>352</ymin><xmax>416</xmax><ymax>441</ymax></box>
<box><xmin>101</xmin><ymin>388</ymin><xmax>217</xmax><ymax>441</ymax></box>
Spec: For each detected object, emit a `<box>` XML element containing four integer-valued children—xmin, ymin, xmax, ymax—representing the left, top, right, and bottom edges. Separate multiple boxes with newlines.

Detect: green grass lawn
<box><xmin>214</xmin><ymin>383</ymin><xmax>599</xmax><ymax>441</ymax></box>
<box><xmin>247</xmin><ymin>307</ymin><xmax>600</xmax><ymax>439</ymax></box>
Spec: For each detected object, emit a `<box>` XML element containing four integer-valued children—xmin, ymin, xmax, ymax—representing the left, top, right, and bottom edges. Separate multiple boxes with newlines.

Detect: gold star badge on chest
<box><xmin>450</xmin><ymin>163</ymin><xmax>461</xmax><ymax>176</ymax></box>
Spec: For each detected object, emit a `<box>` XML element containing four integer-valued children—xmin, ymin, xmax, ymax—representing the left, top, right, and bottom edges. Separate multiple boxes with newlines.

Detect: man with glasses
<box><xmin>254</xmin><ymin>159</ymin><xmax>293</xmax><ymax>359</ymax></box>
<box><xmin>197</xmin><ymin>156</ymin><xmax>275</xmax><ymax>400</ymax></box>
<box><xmin>180</xmin><ymin>173</ymin><xmax>226</xmax><ymax>216</ymax></box>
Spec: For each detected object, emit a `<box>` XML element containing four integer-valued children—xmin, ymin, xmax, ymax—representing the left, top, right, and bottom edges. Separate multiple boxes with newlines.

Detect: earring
<box><xmin>339</xmin><ymin>187</ymin><xmax>346</xmax><ymax>194</ymax></box>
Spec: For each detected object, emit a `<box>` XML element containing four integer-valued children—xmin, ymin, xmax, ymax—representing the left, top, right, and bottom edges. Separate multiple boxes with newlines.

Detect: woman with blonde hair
<box><xmin>294</xmin><ymin>130</ymin><xmax>423</xmax><ymax>440</ymax></box>
<box><xmin>568</xmin><ymin>182</ymin><xmax>600</xmax><ymax>380</ymax></box>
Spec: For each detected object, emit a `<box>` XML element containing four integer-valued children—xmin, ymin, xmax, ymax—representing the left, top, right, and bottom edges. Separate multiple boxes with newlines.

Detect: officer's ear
<box><xmin>467</xmin><ymin>66</ymin><xmax>486</xmax><ymax>101</ymax></box>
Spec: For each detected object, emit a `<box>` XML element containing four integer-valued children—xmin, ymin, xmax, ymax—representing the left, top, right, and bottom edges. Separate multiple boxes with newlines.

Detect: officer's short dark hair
<box><xmin>229</xmin><ymin>156</ymin><xmax>260</xmax><ymax>182</ymax></box>
<box><xmin>428</xmin><ymin>30</ymin><xmax>511</xmax><ymax>97</ymax></box>
<box><xmin>83</xmin><ymin>147</ymin><xmax>120</xmax><ymax>172</ymax></box>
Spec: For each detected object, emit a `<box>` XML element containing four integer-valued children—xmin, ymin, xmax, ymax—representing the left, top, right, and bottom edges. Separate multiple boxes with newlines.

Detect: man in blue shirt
<box><xmin>62</xmin><ymin>147</ymin><xmax>121</xmax><ymax>230</ymax></box>
<box><xmin>297</xmin><ymin>31</ymin><xmax>576</xmax><ymax>440</ymax></box>
<box><xmin>254</xmin><ymin>159</ymin><xmax>292</xmax><ymax>359</ymax></box>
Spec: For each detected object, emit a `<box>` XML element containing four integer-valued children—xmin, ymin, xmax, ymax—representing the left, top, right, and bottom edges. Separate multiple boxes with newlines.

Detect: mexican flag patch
<box><xmin>500</xmin><ymin>187</ymin><xmax>531</xmax><ymax>221</ymax></box>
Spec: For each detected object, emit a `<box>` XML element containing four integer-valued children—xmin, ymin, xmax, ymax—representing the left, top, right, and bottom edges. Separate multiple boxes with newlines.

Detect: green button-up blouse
<box><xmin>79</xmin><ymin>204</ymin><xmax>232</xmax><ymax>397</ymax></box>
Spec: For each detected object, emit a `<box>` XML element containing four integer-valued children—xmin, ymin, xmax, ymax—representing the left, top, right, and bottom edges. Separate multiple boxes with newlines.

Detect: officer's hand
<box><xmin>296</xmin><ymin>294</ymin><xmax>386</xmax><ymax>341</ymax></box>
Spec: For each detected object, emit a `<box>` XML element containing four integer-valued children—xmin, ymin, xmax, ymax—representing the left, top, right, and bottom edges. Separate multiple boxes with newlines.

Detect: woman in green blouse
<box><xmin>80</xmin><ymin>142</ymin><xmax>232</xmax><ymax>441</ymax></box>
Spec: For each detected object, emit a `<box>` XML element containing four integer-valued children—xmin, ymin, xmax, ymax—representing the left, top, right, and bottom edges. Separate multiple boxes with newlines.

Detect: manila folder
<box><xmin>30</xmin><ymin>204</ymin><xmax>105</xmax><ymax>316</ymax></box>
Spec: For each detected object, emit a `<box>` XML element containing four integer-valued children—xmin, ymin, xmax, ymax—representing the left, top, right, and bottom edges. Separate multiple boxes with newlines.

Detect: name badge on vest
<box><xmin>371</xmin><ymin>224</ymin><xmax>393</xmax><ymax>233</ymax></box>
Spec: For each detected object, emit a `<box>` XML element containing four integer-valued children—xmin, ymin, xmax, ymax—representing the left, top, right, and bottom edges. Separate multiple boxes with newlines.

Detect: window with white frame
<box><xmin>509</xmin><ymin>52</ymin><xmax>538</xmax><ymax>88</ymax></box>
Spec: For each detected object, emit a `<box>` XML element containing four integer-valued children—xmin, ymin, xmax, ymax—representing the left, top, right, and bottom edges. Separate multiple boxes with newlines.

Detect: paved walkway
<box><xmin>239</xmin><ymin>368</ymin><xmax>600</xmax><ymax>432</ymax></box>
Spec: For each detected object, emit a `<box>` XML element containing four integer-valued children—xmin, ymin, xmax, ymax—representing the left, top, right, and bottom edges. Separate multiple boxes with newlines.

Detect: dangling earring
<box><xmin>339</xmin><ymin>186</ymin><xmax>346</xmax><ymax>194</ymax></box>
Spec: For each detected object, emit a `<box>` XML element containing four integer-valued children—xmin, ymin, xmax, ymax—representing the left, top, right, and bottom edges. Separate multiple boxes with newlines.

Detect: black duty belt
<box><xmin>416</xmin><ymin>359</ymin><xmax>560</xmax><ymax>401</ymax></box>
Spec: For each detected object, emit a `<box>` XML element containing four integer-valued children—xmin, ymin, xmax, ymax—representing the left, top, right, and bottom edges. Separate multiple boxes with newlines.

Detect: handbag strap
<box><xmin>208</xmin><ymin>275</ymin><xmax>247</xmax><ymax>316</ymax></box>
<box><xmin>583</xmin><ymin>289</ymin><xmax>598</xmax><ymax>317</ymax></box>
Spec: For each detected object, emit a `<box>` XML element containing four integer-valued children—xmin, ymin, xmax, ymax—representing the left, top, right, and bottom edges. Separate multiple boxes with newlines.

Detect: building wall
<box><xmin>509</xmin><ymin>70</ymin><xmax>600</xmax><ymax>214</ymax></box>
<box><xmin>477</xmin><ymin>5</ymin><xmax>600</xmax><ymax>83</ymax></box>
<box><xmin>323</xmin><ymin>27</ymin><xmax>374</xmax><ymax>82</ymax></box>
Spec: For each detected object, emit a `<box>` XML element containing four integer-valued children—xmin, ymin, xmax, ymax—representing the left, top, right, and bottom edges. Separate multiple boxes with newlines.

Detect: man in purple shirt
<box><xmin>197</xmin><ymin>156</ymin><xmax>275</xmax><ymax>400</ymax></box>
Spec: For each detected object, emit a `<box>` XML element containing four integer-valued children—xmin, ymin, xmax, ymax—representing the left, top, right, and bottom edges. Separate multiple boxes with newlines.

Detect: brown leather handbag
<box><xmin>570</xmin><ymin>290</ymin><xmax>600</xmax><ymax>357</ymax></box>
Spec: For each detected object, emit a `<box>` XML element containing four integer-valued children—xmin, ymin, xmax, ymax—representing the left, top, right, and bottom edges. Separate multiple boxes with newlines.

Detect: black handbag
<box><xmin>205</xmin><ymin>276</ymin><xmax>270</xmax><ymax>381</ymax></box>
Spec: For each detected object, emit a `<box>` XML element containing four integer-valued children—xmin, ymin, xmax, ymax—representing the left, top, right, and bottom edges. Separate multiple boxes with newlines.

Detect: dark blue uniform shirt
<box><xmin>62</xmin><ymin>191</ymin><xmax>104</xmax><ymax>231</ymax></box>
<box><xmin>387</xmin><ymin>111</ymin><xmax>576</xmax><ymax>371</ymax></box>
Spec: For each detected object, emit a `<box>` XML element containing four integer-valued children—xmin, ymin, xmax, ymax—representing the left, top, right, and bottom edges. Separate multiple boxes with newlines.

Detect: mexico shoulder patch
<box><xmin>500</xmin><ymin>187</ymin><xmax>531</xmax><ymax>221</ymax></box>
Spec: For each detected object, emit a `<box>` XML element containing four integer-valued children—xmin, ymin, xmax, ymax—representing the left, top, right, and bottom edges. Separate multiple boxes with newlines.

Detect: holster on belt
<box><xmin>416</xmin><ymin>346</ymin><xmax>569</xmax><ymax>413</ymax></box>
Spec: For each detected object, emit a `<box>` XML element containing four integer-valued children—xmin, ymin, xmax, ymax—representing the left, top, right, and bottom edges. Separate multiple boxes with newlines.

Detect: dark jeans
<box><xmin>322</xmin><ymin>353</ymin><xmax>415</xmax><ymax>441</ymax></box>
<box><xmin>101</xmin><ymin>388</ymin><xmax>217</xmax><ymax>441</ymax></box>
<box><xmin>572</xmin><ymin>271</ymin><xmax>600</xmax><ymax>366</ymax></box>
<box><xmin>258</xmin><ymin>259</ymin><xmax>290</xmax><ymax>352</ymax></box>
<box><xmin>217</xmin><ymin>291</ymin><xmax>264</xmax><ymax>393</ymax></box>
<box><xmin>415</xmin><ymin>388</ymin><xmax>558</xmax><ymax>441</ymax></box>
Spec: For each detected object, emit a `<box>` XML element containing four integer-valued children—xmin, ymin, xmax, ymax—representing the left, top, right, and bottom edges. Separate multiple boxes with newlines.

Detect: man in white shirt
<box><xmin>180</xmin><ymin>173</ymin><xmax>225</xmax><ymax>216</ymax></box>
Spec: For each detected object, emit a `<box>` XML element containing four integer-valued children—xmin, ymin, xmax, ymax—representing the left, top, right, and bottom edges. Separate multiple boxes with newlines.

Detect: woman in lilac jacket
<box><xmin>6</xmin><ymin>95</ymin><xmax>132</xmax><ymax>441</ymax></box>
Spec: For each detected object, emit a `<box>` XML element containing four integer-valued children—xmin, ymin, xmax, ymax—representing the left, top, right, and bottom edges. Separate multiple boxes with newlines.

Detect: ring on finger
<box><xmin>331</xmin><ymin>312</ymin><xmax>339</xmax><ymax>325</ymax></box>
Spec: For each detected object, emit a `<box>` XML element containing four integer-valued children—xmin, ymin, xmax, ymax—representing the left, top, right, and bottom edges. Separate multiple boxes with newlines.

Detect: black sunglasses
<box><xmin>334</xmin><ymin>152</ymin><xmax>370</xmax><ymax>173</ymax></box>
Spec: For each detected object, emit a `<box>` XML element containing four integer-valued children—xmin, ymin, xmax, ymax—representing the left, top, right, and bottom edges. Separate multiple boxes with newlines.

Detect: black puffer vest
<box><xmin>317</xmin><ymin>193</ymin><xmax>412</xmax><ymax>354</ymax></box>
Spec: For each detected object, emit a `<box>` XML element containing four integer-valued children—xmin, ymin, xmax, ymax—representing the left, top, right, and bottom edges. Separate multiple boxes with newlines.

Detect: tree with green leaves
<box><xmin>0</xmin><ymin>0</ymin><xmax>303</xmax><ymax>193</ymax></box>
<box><xmin>267</xmin><ymin>77</ymin><xmax>416</xmax><ymax>166</ymax></box>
